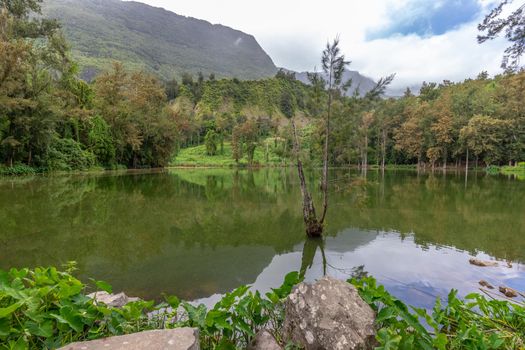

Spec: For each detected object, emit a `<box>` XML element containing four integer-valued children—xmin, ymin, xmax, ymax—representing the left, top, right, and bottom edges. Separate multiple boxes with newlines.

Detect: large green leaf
<box><xmin>0</xmin><ymin>302</ymin><xmax>22</xmax><ymax>319</ymax></box>
<box><xmin>25</xmin><ymin>320</ymin><xmax>54</xmax><ymax>338</ymax></box>
<box><xmin>90</xmin><ymin>279</ymin><xmax>113</xmax><ymax>294</ymax></box>
<box><xmin>55</xmin><ymin>306</ymin><xmax>84</xmax><ymax>333</ymax></box>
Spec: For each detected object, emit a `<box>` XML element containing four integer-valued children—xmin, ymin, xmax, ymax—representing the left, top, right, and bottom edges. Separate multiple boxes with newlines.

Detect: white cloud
<box><xmin>128</xmin><ymin>0</ymin><xmax>510</xmax><ymax>90</ymax></box>
<box><xmin>352</xmin><ymin>23</ymin><xmax>508</xmax><ymax>93</ymax></box>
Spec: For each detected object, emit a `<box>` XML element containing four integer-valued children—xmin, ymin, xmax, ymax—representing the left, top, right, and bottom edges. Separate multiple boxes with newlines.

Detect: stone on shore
<box><xmin>469</xmin><ymin>258</ymin><xmax>498</xmax><ymax>267</ymax></box>
<box><xmin>58</xmin><ymin>328</ymin><xmax>200</xmax><ymax>350</ymax></box>
<box><xmin>284</xmin><ymin>277</ymin><xmax>376</xmax><ymax>350</ymax></box>
<box><xmin>87</xmin><ymin>291</ymin><xmax>140</xmax><ymax>308</ymax></box>
<box><xmin>249</xmin><ymin>330</ymin><xmax>282</xmax><ymax>350</ymax></box>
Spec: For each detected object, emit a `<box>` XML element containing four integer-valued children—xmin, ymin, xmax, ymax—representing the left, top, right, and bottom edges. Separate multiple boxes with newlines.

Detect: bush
<box><xmin>485</xmin><ymin>165</ymin><xmax>501</xmax><ymax>175</ymax></box>
<box><xmin>352</xmin><ymin>276</ymin><xmax>525</xmax><ymax>349</ymax></box>
<box><xmin>46</xmin><ymin>138</ymin><xmax>96</xmax><ymax>171</ymax></box>
<box><xmin>0</xmin><ymin>164</ymin><xmax>39</xmax><ymax>176</ymax></box>
<box><xmin>4</xmin><ymin>266</ymin><xmax>523</xmax><ymax>350</ymax></box>
<box><xmin>0</xmin><ymin>266</ymin><xmax>302</xmax><ymax>350</ymax></box>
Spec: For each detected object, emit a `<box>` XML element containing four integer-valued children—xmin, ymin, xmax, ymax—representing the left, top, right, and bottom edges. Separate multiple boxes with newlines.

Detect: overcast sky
<box><xmin>129</xmin><ymin>0</ymin><xmax>511</xmax><ymax>91</ymax></box>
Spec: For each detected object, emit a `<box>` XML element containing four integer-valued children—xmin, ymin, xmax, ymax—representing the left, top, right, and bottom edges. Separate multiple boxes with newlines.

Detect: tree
<box><xmin>204</xmin><ymin>129</ymin><xmax>218</xmax><ymax>156</ymax></box>
<box><xmin>93</xmin><ymin>63</ymin><xmax>175</xmax><ymax>167</ymax></box>
<box><xmin>87</xmin><ymin>115</ymin><xmax>115</xmax><ymax>165</ymax></box>
<box><xmin>460</xmin><ymin>115</ymin><xmax>510</xmax><ymax>166</ymax></box>
<box><xmin>280</xmin><ymin>90</ymin><xmax>295</xmax><ymax>118</ymax></box>
<box><xmin>394</xmin><ymin>100</ymin><xmax>426</xmax><ymax>168</ymax></box>
<box><xmin>478</xmin><ymin>1</ymin><xmax>525</xmax><ymax>70</ymax></box>
<box><xmin>359</xmin><ymin>111</ymin><xmax>374</xmax><ymax>169</ymax></box>
<box><xmin>0</xmin><ymin>2</ymin><xmax>73</xmax><ymax>168</ymax></box>
<box><xmin>291</xmin><ymin>38</ymin><xmax>350</xmax><ymax>237</ymax></box>
<box><xmin>231</xmin><ymin>126</ymin><xmax>241</xmax><ymax>163</ymax></box>
<box><xmin>430</xmin><ymin>93</ymin><xmax>455</xmax><ymax>169</ymax></box>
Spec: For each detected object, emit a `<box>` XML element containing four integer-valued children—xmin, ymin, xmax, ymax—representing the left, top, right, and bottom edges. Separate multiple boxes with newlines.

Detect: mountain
<box><xmin>42</xmin><ymin>0</ymin><xmax>278</xmax><ymax>81</ymax></box>
<box><xmin>292</xmin><ymin>70</ymin><xmax>377</xmax><ymax>96</ymax></box>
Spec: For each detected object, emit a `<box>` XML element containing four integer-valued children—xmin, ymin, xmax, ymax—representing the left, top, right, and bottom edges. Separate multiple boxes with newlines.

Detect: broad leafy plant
<box><xmin>351</xmin><ymin>276</ymin><xmax>525</xmax><ymax>350</ymax></box>
<box><xmin>0</xmin><ymin>265</ymin><xmax>302</xmax><ymax>350</ymax></box>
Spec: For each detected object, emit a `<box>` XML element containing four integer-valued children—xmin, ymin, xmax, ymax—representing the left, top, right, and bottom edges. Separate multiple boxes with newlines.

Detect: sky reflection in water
<box><xmin>1</xmin><ymin>169</ymin><xmax>524</xmax><ymax>309</ymax></box>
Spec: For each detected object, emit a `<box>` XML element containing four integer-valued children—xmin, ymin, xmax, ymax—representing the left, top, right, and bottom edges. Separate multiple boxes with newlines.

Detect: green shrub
<box><xmin>46</xmin><ymin>138</ymin><xmax>96</xmax><ymax>171</ymax></box>
<box><xmin>0</xmin><ymin>266</ymin><xmax>302</xmax><ymax>350</ymax></box>
<box><xmin>485</xmin><ymin>165</ymin><xmax>501</xmax><ymax>175</ymax></box>
<box><xmin>351</xmin><ymin>276</ymin><xmax>525</xmax><ymax>349</ymax></box>
<box><xmin>3</xmin><ymin>266</ymin><xmax>524</xmax><ymax>350</ymax></box>
<box><xmin>0</xmin><ymin>164</ymin><xmax>39</xmax><ymax>176</ymax></box>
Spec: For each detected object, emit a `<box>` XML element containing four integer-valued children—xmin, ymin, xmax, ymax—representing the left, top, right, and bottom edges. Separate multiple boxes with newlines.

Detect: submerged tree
<box><xmin>291</xmin><ymin>38</ymin><xmax>350</xmax><ymax>237</ymax></box>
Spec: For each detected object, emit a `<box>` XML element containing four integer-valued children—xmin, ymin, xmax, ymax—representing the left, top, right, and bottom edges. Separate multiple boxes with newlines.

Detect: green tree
<box><xmin>478</xmin><ymin>1</ymin><xmax>525</xmax><ymax>70</ymax></box>
<box><xmin>204</xmin><ymin>129</ymin><xmax>218</xmax><ymax>156</ymax></box>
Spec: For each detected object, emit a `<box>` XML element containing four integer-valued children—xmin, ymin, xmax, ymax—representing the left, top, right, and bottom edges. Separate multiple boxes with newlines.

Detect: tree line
<box><xmin>329</xmin><ymin>72</ymin><xmax>525</xmax><ymax>170</ymax></box>
<box><xmin>1</xmin><ymin>0</ymin><xmax>176</xmax><ymax>171</ymax></box>
<box><xmin>1</xmin><ymin>0</ymin><xmax>524</xmax><ymax>175</ymax></box>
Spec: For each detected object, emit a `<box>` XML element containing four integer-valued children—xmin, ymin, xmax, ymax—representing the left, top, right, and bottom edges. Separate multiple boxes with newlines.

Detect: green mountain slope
<box><xmin>42</xmin><ymin>0</ymin><xmax>278</xmax><ymax>80</ymax></box>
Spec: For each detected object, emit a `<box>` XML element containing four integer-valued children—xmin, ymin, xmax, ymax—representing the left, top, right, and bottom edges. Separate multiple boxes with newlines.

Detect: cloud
<box><xmin>130</xmin><ymin>0</ymin><xmax>510</xmax><ymax>90</ymax></box>
<box><xmin>352</xmin><ymin>20</ymin><xmax>508</xmax><ymax>93</ymax></box>
<box><xmin>367</xmin><ymin>0</ymin><xmax>482</xmax><ymax>38</ymax></box>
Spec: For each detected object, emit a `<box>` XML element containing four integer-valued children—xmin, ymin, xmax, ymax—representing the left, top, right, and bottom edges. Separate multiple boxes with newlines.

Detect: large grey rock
<box><xmin>87</xmin><ymin>291</ymin><xmax>140</xmax><ymax>308</ymax></box>
<box><xmin>284</xmin><ymin>277</ymin><xmax>376</xmax><ymax>350</ymax></box>
<box><xmin>249</xmin><ymin>330</ymin><xmax>282</xmax><ymax>350</ymax></box>
<box><xmin>59</xmin><ymin>328</ymin><xmax>199</xmax><ymax>350</ymax></box>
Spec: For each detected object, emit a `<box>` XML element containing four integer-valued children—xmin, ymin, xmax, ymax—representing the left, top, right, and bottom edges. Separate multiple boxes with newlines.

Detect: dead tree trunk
<box><xmin>381</xmin><ymin>129</ymin><xmax>386</xmax><ymax>170</ymax></box>
<box><xmin>292</xmin><ymin>119</ymin><xmax>323</xmax><ymax>237</ymax></box>
<box><xmin>318</xmin><ymin>88</ymin><xmax>332</xmax><ymax>226</ymax></box>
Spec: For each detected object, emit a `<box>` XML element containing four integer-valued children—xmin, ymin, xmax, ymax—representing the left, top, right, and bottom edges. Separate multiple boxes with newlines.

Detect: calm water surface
<box><xmin>1</xmin><ymin>169</ymin><xmax>524</xmax><ymax>308</ymax></box>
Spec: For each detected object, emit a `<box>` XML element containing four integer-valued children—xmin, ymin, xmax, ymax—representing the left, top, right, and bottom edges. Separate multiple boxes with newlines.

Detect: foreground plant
<box><xmin>0</xmin><ymin>265</ymin><xmax>301</xmax><ymax>350</ymax></box>
<box><xmin>351</xmin><ymin>276</ymin><xmax>525</xmax><ymax>350</ymax></box>
<box><xmin>2</xmin><ymin>265</ymin><xmax>525</xmax><ymax>350</ymax></box>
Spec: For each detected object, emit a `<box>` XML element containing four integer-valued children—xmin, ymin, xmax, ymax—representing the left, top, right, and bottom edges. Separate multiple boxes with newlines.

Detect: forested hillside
<box><xmin>41</xmin><ymin>0</ymin><xmax>277</xmax><ymax>80</ymax></box>
<box><xmin>1</xmin><ymin>0</ymin><xmax>524</xmax><ymax>175</ymax></box>
<box><xmin>353</xmin><ymin>74</ymin><xmax>525</xmax><ymax>168</ymax></box>
<box><xmin>169</xmin><ymin>70</ymin><xmax>525</xmax><ymax>169</ymax></box>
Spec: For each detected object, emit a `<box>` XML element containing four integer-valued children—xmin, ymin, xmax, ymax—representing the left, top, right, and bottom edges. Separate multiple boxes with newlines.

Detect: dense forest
<box><xmin>1</xmin><ymin>0</ymin><xmax>524</xmax><ymax>175</ymax></box>
<box><xmin>161</xmin><ymin>69</ymin><xmax>525</xmax><ymax>170</ymax></box>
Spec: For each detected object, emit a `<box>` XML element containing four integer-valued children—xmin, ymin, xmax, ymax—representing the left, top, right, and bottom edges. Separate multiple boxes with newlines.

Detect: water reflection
<box><xmin>0</xmin><ymin>169</ymin><xmax>524</xmax><ymax>309</ymax></box>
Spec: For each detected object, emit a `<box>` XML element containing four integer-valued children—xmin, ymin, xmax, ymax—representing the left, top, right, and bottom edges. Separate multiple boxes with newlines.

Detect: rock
<box><xmin>249</xmin><ymin>330</ymin><xmax>282</xmax><ymax>350</ymax></box>
<box><xmin>87</xmin><ymin>291</ymin><xmax>140</xmax><ymax>308</ymax></box>
<box><xmin>499</xmin><ymin>286</ymin><xmax>518</xmax><ymax>298</ymax></box>
<box><xmin>284</xmin><ymin>277</ymin><xmax>376</xmax><ymax>350</ymax></box>
<box><xmin>479</xmin><ymin>280</ymin><xmax>494</xmax><ymax>289</ymax></box>
<box><xmin>469</xmin><ymin>258</ymin><xmax>498</xmax><ymax>267</ymax></box>
<box><xmin>58</xmin><ymin>328</ymin><xmax>199</xmax><ymax>350</ymax></box>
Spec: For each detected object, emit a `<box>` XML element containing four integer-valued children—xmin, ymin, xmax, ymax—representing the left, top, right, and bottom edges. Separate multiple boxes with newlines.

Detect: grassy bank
<box><xmin>1</xmin><ymin>266</ymin><xmax>524</xmax><ymax>349</ymax></box>
<box><xmin>500</xmin><ymin>163</ymin><xmax>525</xmax><ymax>179</ymax></box>
<box><xmin>171</xmin><ymin>142</ymin><xmax>288</xmax><ymax>167</ymax></box>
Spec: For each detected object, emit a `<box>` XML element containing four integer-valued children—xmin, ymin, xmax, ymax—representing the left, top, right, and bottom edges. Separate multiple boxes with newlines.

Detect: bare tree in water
<box><xmin>291</xmin><ymin>38</ymin><xmax>350</xmax><ymax>237</ymax></box>
<box><xmin>291</xmin><ymin>38</ymin><xmax>394</xmax><ymax>237</ymax></box>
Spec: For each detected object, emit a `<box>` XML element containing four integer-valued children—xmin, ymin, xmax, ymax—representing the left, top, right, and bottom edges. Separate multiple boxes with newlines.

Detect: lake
<box><xmin>1</xmin><ymin>168</ymin><xmax>524</xmax><ymax>309</ymax></box>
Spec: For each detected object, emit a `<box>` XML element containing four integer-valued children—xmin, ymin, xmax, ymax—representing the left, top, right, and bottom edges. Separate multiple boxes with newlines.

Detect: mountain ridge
<box><xmin>291</xmin><ymin>69</ymin><xmax>377</xmax><ymax>96</ymax></box>
<box><xmin>42</xmin><ymin>0</ymin><xmax>278</xmax><ymax>80</ymax></box>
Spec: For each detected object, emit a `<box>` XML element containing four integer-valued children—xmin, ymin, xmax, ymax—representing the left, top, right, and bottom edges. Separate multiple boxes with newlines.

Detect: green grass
<box><xmin>171</xmin><ymin>142</ymin><xmax>289</xmax><ymax>167</ymax></box>
<box><xmin>501</xmin><ymin>163</ymin><xmax>525</xmax><ymax>180</ymax></box>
